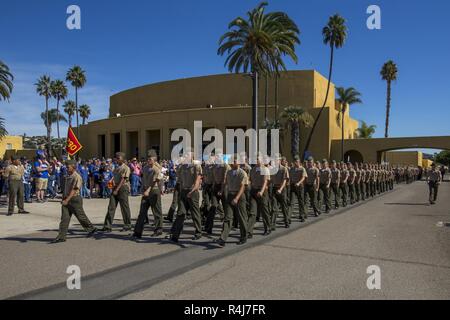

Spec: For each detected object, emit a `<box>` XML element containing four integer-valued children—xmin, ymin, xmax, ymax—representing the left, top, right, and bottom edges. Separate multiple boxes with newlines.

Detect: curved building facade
<box><xmin>79</xmin><ymin>70</ymin><xmax>359</xmax><ymax>161</ymax></box>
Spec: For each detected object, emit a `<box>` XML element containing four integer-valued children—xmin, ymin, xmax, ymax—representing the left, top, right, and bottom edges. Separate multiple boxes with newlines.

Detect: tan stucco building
<box><xmin>0</xmin><ymin>136</ymin><xmax>23</xmax><ymax>159</ymax></box>
<box><xmin>79</xmin><ymin>70</ymin><xmax>359</xmax><ymax>161</ymax></box>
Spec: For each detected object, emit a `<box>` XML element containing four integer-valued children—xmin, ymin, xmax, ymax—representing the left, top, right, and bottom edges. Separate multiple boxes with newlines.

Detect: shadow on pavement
<box><xmin>385</xmin><ymin>202</ymin><xmax>430</xmax><ymax>206</ymax></box>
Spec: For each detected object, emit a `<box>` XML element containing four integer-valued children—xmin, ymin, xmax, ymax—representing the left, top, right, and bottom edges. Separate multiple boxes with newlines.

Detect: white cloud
<box><xmin>1</xmin><ymin>62</ymin><xmax>110</xmax><ymax>137</ymax></box>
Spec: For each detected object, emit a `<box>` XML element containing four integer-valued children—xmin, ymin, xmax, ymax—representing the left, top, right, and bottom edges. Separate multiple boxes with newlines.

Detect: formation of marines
<box><xmin>5</xmin><ymin>151</ymin><xmax>437</xmax><ymax>245</ymax></box>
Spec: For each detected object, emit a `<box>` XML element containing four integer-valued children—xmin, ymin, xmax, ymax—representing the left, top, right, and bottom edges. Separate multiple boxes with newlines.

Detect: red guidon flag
<box><xmin>66</xmin><ymin>127</ymin><xmax>83</xmax><ymax>156</ymax></box>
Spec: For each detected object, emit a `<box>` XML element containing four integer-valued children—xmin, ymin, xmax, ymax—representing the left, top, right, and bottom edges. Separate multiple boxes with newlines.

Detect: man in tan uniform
<box><xmin>169</xmin><ymin>152</ymin><xmax>203</xmax><ymax>242</ymax></box>
<box><xmin>51</xmin><ymin>160</ymin><xmax>97</xmax><ymax>243</ymax></box>
<box><xmin>3</xmin><ymin>156</ymin><xmax>29</xmax><ymax>216</ymax></box>
<box><xmin>330</xmin><ymin>160</ymin><xmax>341</xmax><ymax>209</ymax></box>
<box><xmin>205</xmin><ymin>155</ymin><xmax>229</xmax><ymax>234</ymax></box>
<box><xmin>305</xmin><ymin>157</ymin><xmax>321</xmax><ymax>217</ymax></box>
<box><xmin>347</xmin><ymin>163</ymin><xmax>356</xmax><ymax>204</ymax></box>
<box><xmin>270</xmin><ymin>156</ymin><xmax>290</xmax><ymax>229</ymax></box>
<box><xmin>132</xmin><ymin>155</ymin><xmax>163</xmax><ymax>239</ymax></box>
<box><xmin>319</xmin><ymin>159</ymin><xmax>332</xmax><ymax>213</ymax></box>
<box><xmin>248</xmin><ymin>156</ymin><xmax>271</xmax><ymax>236</ymax></box>
<box><xmin>340</xmin><ymin>162</ymin><xmax>349</xmax><ymax>206</ymax></box>
<box><xmin>289</xmin><ymin>156</ymin><xmax>307</xmax><ymax>222</ymax></box>
<box><xmin>427</xmin><ymin>163</ymin><xmax>442</xmax><ymax>204</ymax></box>
<box><xmin>201</xmin><ymin>157</ymin><xmax>215</xmax><ymax>226</ymax></box>
<box><xmin>101</xmin><ymin>152</ymin><xmax>132</xmax><ymax>232</ymax></box>
<box><xmin>215</xmin><ymin>155</ymin><xmax>248</xmax><ymax>247</ymax></box>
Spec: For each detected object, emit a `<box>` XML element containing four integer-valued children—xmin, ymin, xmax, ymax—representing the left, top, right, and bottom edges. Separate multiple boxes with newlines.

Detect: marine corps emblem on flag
<box><xmin>66</xmin><ymin>127</ymin><xmax>83</xmax><ymax>156</ymax></box>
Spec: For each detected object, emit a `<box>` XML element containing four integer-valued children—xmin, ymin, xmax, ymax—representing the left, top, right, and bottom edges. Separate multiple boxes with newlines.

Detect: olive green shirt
<box><xmin>331</xmin><ymin>168</ymin><xmax>341</xmax><ymax>184</ymax></box>
<box><xmin>340</xmin><ymin>169</ymin><xmax>349</xmax><ymax>183</ymax></box>
<box><xmin>306</xmin><ymin>167</ymin><xmax>320</xmax><ymax>186</ymax></box>
<box><xmin>113</xmin><ymin>163</ymin><xmax>131</xmax><ymax>185</ymax></box>
<box><xmin>64</xmin><ymin>171</ymin><xmax>82</xmax><ymax>198</ymax></box>
<box><xmin>203</xmin><ymin>164</ymin><xmax>215</xmax><ymax>184</ymax></box>
<box><xmin>289</xmin><ymin>166</ymin><xmax>307</xmax><ymax>184</ymax></box>
<box><xmin>250</xmin><ymin>166</ymin><xmax>270</xmax><ymax>189</ymax></box>
<box><xmin>142</xmin><ymin>164</ymin><xmax>161</xmax><ymax>189</ymax></box>
<box><xmin>240</xmin><ymin>163</ymin><xmax>251</xmax><ymax>185</ymax></box>
<box><xmin>179</xmin><ymin>163</ymin><xmax>202</xmax><ymax>190</ymax></box>
<box><xmin>226</xmin><ymin>168</ymin><xmax>247</xmax><ymax>193</ymax></box>
<box><xmin>213</xmin><ymin>164</ymin><xmax>230</xmax><ymax>185</ymax></box>
<box><xmin>271</xmin><ymin>165</ymin><xmax>289</xmax><ymax>187</ymax></box>
<box><xmin>319</xmin><ymin>167</ymin><xmax>332</xmax><ymax>185</ymax></box>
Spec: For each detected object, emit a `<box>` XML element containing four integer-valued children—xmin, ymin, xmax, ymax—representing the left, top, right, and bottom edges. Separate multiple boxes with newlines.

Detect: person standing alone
<box><xmin>3</xmin><ymin>156</ymin><xmax>30</xmax><ymax>216</ymax></box>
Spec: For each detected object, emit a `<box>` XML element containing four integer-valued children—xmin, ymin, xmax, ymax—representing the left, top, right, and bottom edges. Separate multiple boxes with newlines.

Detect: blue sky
<box><xmin>1</xmin><ymin>0</ymin><xmax>449</xmax><ymax>153</ymax></box>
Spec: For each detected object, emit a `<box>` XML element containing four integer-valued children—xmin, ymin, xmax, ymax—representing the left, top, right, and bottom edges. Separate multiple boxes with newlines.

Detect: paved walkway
<box><xmin>1</xmin><ymin>181</ymin><xmax>449</xmax><ymax>299</ymax></box>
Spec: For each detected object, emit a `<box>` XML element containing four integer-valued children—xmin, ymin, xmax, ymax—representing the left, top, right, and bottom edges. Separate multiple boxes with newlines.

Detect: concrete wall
<box><xmin>331</xmin><ymin>137</ymin><xmax>450</xmax><ymax>164</ymax></box>
<box><xmin>109</xmin><ymin>71</ymin><xmax>321</xmax><ymax>118</ymax></box>
<box><xmin>386</xmin><ymin>151</ymin><xmax>422</xmax><ymax>167</ymax></box>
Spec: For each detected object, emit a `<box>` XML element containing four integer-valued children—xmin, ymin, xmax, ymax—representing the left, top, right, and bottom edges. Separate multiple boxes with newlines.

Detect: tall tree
<box><xmin>336</xmin><ymin>87</ymin><xmax>362</xmax><ymax>161</ymax></box>
<box><xmin>0</xmin><ymin>117</ymin><xmax>8</xmax><ymax>139</ymax></box>
<box><xmin>0</xmin><ymin>60</ymin><xmax>13</xmax><ymax>102</ymax></box>
<box><xmin>41</xmin><ymin>109</ymin><xmax>67</xmax><ymax>146</ymax></box>
<box><xmin>35</xmin><ymin>75</ymin><xmax>52</xmax><ymax>154</ymax></box>
<box><xmin>218</xmin><ymin>2</ymin><xmax>300</xmax><ymax>159</ymax></box>
<box><xmin>79</xmin><ymin>104</ymin><xmax>91</xmax><ymax>125</ymax></box>
<box><xmin>280</xmin><ymin>106</ymin><xmax>314</xmax><ymax>159</ymax></box>
<box><xmin>303</xmin><ymin>14</ymin><xmax>347</xmax><ymax>160</ymax></box>
<box><xmin>66</xmin><ymin>65</ymin><xmax>86</xmax><ymax>135</ymax></box>
<box><xmin>63</xmin><ymin>100</ymin><xmax>76</xmax><ymax>127</ymax></box>
<box><xmin>356</xmin><ymin>121</ymin><xmax>376</xmax><ymax>139</ymax></box>
<box><xmin>380</xmin><ymin>60</ymin><xmax>398</xmax><ymax>138</ymax></box>
<box><xmin>0</xmin><ymin>60</ymin><xmax>13</xmax><ymax>139</ymax></box>
<box><xmin>50</xmin><ymin>80</ymin><xmax>68</xmax><ymax>140</ymax></box>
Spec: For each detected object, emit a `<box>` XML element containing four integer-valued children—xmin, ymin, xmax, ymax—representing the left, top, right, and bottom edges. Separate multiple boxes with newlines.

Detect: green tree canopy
<box><xmin>356</xmin><ymin>121</ymin><xmax>376</xmax><ymax>139</ymax></box>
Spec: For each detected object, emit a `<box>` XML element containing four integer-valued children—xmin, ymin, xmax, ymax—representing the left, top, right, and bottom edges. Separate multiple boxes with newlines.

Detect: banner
<box><xmin>66</xmin><ymin>127</ymin><xmax>83</xmax><ymax>156</ymax></box>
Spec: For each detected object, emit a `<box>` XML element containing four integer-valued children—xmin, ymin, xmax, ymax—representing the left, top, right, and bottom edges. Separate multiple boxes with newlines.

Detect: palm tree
<box><xmin>280</xmin><ymin>106</ymin><xmax>314</xmax><ymax>159</ymax></box>
<box><xmin>35</xmin><ymin>75</ymin><xmax>52</xmax><ymax>154</ymax></box>
<box><xmin>218</xmin><ymin>2</ymin><xmax>300</xmax><ymax>157</ymax></box>
<box><xmin>356</xmin><ymin>121</ymin><xmax>376</xmax><ymax>139</ymax></box>
<box><xmin>63</xmin><ymin>100</ymin><xmax>76</xmax><ymax>127</ymax></box>
<box><xmin>336</xmin><ymin>87</ymin><xmax>362</xmax><ymax>161</ymax></box>
<box><xmin>380</xmin><ymin>60</ymin><xmax>398</xmax><ymax>138</ymax></box>
<box><xmin>0</xmin><ymin>117</ymin><xmax>8</xmax><ymax>139</ymax></box>
<box><xmin>303</xmin><ymin>14</ymin><xmax>347</xmax><ymax>160</ymax></box>
<box><xmin>41</xmin><ymin>109</ymin><xmax>67</xmax><ymax>147</ymax></box>
<box><xmin>0</xmin><ymin>60</ymin><xmax>13</xmax><ymax>102</ymax></box>
<box><xmin>79</xmin><ymin>104</ymin><xmax>91</xmax><ymax>125</ymax></box>
<box><xmin>66</xmin><ymin>65</ymin><xmax>86</xmax><ymax>135</ymax></box>
<box><xmin>50</xmin><ymin>80</ymin><xmax>68</xmax><ymax>140</ymax></box>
